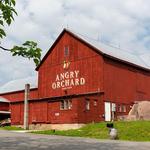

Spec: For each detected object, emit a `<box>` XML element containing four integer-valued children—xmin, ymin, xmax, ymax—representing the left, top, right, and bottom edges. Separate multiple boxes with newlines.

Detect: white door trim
<box><xmin>105</xmin><ymin>102</ymin><xmax>111</xmax><ymax>121</ymax></box>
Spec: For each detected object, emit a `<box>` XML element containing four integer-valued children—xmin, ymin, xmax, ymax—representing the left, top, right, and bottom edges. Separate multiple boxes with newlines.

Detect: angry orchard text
<box><xmin>52</xmin><ymin>70</ymin><xmax>85</xmax><ymax>90</ymax></box>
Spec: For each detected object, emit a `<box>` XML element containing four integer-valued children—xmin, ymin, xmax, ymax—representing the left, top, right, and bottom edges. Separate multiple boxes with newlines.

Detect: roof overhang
<box><xmin>0</xmin><ymin>97</ymin><xmax>10</xmax><ymax>103</ymax></box>
<box><xmin>0</xmin><ymin>111</ymin><xmax>11</xmax><ymax>114</ymax></box>
<box><xmin>10</xmin><ymin>91</ymin><xmax>104</xmax><ymax>103</ymax></box>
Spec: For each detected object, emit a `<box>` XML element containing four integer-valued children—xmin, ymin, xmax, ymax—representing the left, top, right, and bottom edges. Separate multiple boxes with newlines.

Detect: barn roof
<box><xmin>76</xmin><ymin>31</ymin><xmax>150</xmax><ymax>70</ymax></box>
<box><xmin>36</xmin><ymin>28</ymin><xmax>150</xmax><ymax>71</ymax></box>
<box><xmin>0</xmin><ymin>97</ymin><xmax>9</xmax><ymax>103</ymax></box>
<box><xmin>0</xmin><ymin>76</ymin><xmax>38</xmax><ymax>94</ymax></box>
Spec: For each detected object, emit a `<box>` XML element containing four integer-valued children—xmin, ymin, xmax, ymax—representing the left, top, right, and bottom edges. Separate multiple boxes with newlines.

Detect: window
<box><xmin>122</xmin><ymin>105</ymin><xmax>126</xmax><ymax>112</ymax></box>
<box><xmin>64</xmin><ymin>46</ymin><xmax>69</xmax><ymax>57</ymax></box>
<box><xmin>93</xmin><ymin>99</ymin><xmax>98</xmax><ymax>106</ymax></box>
<box><xmin>117</xmin><ymin>104</ymin><xmax>126</xmax><ymax>112</ymax></box>
<box><xmin>111</xmin><ymin>103</ymin><xmax>116</xmax><ymax>112</ymax></box>
<box><xmin>118</xmin><ymin>104</ymin><xmax>122</xmax><ymax>112</ymax></box>
<box><xmin>60</xmin><ymin>99</ymin><xmax>72</xmax><ymax>110</ymax></box>
<box><xmin>85</xmin><ymin>99</ymin><xmax>90</xmax><ymax>110</ymax></box>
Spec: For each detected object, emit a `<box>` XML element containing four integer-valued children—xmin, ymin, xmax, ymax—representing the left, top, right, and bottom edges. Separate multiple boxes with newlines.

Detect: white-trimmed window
<box><xmin>60</xmin><ymin>99</ymin><xmax>72</xmax><ymax>110</ymax></box>
<box><xmin>85</xmin><ymin>98</ymin><xmax>90</xmax><ymax>110</ymax></box>
<box><xmin>111</xmin><ymin>103</ymin><xmax>116</xmax><ymax>112</ymax></box>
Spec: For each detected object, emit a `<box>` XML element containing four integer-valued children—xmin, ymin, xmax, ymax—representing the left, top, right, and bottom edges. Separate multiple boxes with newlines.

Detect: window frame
<box><xmin>93</xmin><ymin>99</ymin><xmax>98</xmax><ymax>106</ymax></box>
<box><xmin>60</xmin><ymin>99</ymin><xmax>72</xmax><ymax>110</ymax></box>
<box><xmin>64</xmin><ymin>46</ymin><xmax>69</xmax><ymax>57</ymax></box>
<box><xmin>122</xmin><ymin>105</ymin><xmax>126</xmax><ymax>112</ymax></box>
<box><xmin>85</xmin><ymin>98</ymin><xmax>90</xmax><ymax>110</ymax></box>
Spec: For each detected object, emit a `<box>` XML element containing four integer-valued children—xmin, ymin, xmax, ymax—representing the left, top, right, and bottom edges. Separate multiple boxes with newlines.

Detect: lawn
<box><xmin>32</xmin><ymin>121</ymin><xmax>150</xmax><ymax>141</ymax></box>
<box><xmin>0</xmin><ymin>126</ymin><xmax>24</xmax><ymax>131</ymax></box>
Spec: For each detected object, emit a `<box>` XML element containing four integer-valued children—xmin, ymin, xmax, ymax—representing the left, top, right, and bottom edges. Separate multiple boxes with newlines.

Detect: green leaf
<box><xmin>0</xmin><ymin>1</ymin><xmax>17</xmax><ymax>26</ymax></box>
<box><xmin>11</xmin><ymin>0</ymin><xmax>16</xmax><ymax>6</ymax></box>
<box><xmin>11</xmin><ymin>40</ymin><xmax>42</xmax><ymax>66</ymax></box>
<box><xmin>0</xmin><ymin>28</ymin><xmax>6</xmax><ymax>38</ymax></box>
<box><xmin>0</xmin><ymin>20</ymin><xmax>4</xmax><ymax>26</ymax></box>
<box><xmin>33</xmin><ymin>58</ymin><xmax>39</xmax><ymax>66</ymax></box>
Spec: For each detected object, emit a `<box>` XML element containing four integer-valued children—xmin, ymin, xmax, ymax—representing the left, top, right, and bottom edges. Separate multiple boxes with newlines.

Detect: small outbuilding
<box><xmin>0</xmin><ymin>97</ymin><xmax>10</xmax><ymax>120</ymax></box>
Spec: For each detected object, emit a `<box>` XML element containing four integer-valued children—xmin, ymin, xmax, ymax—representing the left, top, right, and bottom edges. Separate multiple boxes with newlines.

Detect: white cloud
<box><xmin>1</xmin><ymin>0</ymin><xmax>150</xmax><ymax>85</ymax></box>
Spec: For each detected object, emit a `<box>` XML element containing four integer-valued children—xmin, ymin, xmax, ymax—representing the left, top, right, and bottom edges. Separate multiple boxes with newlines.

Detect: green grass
<box><xmin>0</xmin><ymin>126</ymin><xmax>24</xmax><ymax>131</ymax></box>
<box><xmin>32</xmin><ymin>121</ymin><xmax>150</xmax><ymax>141</ymax></box>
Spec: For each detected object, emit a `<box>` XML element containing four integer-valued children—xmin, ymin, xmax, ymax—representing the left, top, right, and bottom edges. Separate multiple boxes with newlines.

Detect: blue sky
<box><xmin>1</xmin><ymin>0</ymin><xmax>150</xmax><ymax>85</ymax></box>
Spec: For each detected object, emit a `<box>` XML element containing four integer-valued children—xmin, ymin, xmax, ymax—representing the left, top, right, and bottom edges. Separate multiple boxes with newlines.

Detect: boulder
<box><xmin>127</xmin><ymin>101</ymin><xmax>150</xmax><ymax>121</ymax></box>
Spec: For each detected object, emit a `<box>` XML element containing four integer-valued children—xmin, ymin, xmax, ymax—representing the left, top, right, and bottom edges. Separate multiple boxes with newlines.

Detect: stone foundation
<box><xmin>15</xmin><ymin>123</ymin><xmax>85</xmax><ymax>131</ymax></box>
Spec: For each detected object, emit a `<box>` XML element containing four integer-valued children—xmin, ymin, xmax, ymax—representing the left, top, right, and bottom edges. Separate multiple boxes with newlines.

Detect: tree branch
<box><xmin>0</xmin><ymin>45</ymin><xmax>11</xmax><ymax>51</ymax></box>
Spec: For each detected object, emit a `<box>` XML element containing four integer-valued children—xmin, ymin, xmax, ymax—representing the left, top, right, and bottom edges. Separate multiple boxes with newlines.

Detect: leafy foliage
<box><xmin>0</xmin><ymin>0</ymin><xmax>42</xmax><ymax>66</ymax></box>
<box><xmin>11</xmin><ymin>41</ymin><xmax>42</xmax><ymax>66</ymax></box>
<box><xmin>0</xmin><ymin>0</ymin><xmax>17</xmax><ymax>39</ymax></box>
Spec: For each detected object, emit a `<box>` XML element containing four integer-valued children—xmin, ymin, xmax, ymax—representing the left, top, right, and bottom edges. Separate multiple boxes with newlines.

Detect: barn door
<box><xmin>105</xmin><ymin>102</ymin><xmax>111</xmax><ymax>121</ymax></box>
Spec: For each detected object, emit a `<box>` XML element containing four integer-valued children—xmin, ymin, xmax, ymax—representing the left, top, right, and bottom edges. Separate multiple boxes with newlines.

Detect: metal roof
<box><xmin>0</xmin><ymin>76</ymin><xmax>38</xmax><ymax>94</ymax></box>
<box><xmin>72</xmin><ymin>30</ymin><xmax>150</xmax><ymax>70</ymax></box>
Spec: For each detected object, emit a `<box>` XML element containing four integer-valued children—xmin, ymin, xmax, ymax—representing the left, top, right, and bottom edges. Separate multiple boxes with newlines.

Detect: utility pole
<box><xmin>24</xmin><ymin>84</ymin><xmax>30</xmax><ymax>130</ymax></box>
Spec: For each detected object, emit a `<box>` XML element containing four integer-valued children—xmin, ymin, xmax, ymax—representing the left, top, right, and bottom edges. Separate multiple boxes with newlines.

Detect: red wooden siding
<box><xmin>10</xmin><ymin>94</ymin><xmax>104</xmax><ymax>125</ymax></box>
<box><xmin>38</xmin><ymin>32</ymin><xmax>104</xmax><ymax>98</ymax></box>
<box><xmin>11</xmin><ymin>103</ymin><xmax>24</xmax><ymax>125</ymax></box>
<box><xmin>0</xmin><ymin>89</ymin><xmax>38</xmax><ymax>102</ymax></box>
<box><xmin>77</xmin><ymin>95</ymin><xmax>104</xmax><ymax>123</ymax></box>
<box><xmin>0</xmin><ymin>102</ymin><xmax>9</xmax><ymax>111</ymax></box>
<box><xmin>104</xmin><ymin>57</ymin><xmax>150</xmax><ymax>103</ymax></box>
<box><xmin>29</xmin><ymin>101</ymin><xmax>48</xmax><ymax>124</ymax></box>
<box><xmin>48</xmin><ymin>99</ymin><xmax>78</xmax><ymax>124</ymax></box>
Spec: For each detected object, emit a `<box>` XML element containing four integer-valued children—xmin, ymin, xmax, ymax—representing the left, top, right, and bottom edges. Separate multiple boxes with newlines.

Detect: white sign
<box><xmin>55</xmin><ymin>113</ymin><xmax>60</xmax><ymax>116</ymax></box>
<box><xmin>52</xmin><ymin>70</ymin><xmax>85</xmax><ymax>90</ymax></box>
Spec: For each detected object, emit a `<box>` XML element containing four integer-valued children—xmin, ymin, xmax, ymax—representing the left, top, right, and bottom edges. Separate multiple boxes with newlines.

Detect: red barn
<box><xmin>0</xmin><ymin>97</ymin><xmax>10</xmax><ymax>120</ymax></box>
<box><xmin>0</xmin><ymin>29</ymin><xmax>150</xmax><ymax>130</ymax></box>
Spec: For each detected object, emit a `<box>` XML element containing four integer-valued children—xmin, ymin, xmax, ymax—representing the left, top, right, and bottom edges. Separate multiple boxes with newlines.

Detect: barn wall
<box><xmin>0</xmin><ymin>102</ymin><xmax>9</xmax><ymax>111</ymax></box>
<box><xmin>103</xmin><ymin>57</ymin><xmax>150</xmax><ymax>113</ymax></box>
<box><xmin>136</xmin><ymin>71</ymin><xmax>150</xmax><ymax>99</ymax></box>
<box><xmin>11</xmin><ymin>94</ymin><xmax>105</xmax><ymax>125</ymax></box>
<box><xmin>47</xmin><ymin>95</ymin><xmax>104</xmax><ymax>124</ymax></box>
<box><xmin>47</xmin><ymin>99</ymin><xmax>78</xmax><ymax>124</ymax></box>
<box><xmin>38</xmin><ymin>32</ymin><xmax>104</xmax><ymax>98</ymax></box>
<box><xmin>2</xmin><ymin>89</ymin><xmax>38</xmax><ymax>125</ymax></box>
<box><xmin>11</xmin><ymin>99</ymin><xmax>79</xmax><ymax>125</ymax></box>
<box><xmin>0</xmin><ymin>89</ymin><xmax>38</xmax><ymax>102</ymax></box>
<box><xmin>29</xmin><ymin>101</ymin><xmax>48</xmax><ymax>124</ymax></box>
<box><xmin>11</xmin><ymin>101</ymin><xmax>47</xmax><ymax>125</ymax></box>
<box><xmin>11</xmin><ymin>102</ymin><xmax>24</xmax><ymax>125</ymax></box>
<box><xmin>77</xmin><ymin>94</ymin><xmax>104</xmax><ymax>123</ymax></box>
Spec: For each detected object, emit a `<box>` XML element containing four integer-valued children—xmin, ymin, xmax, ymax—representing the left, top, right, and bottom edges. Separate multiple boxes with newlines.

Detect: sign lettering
<box><xmin>52</xmin><ymin>70</ymin><xmax>85</xmax><ymax>90</ymax></box>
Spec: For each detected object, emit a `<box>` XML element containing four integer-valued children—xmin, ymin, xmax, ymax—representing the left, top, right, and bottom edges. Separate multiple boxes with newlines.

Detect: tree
<box><xmin>0</xmin><ymin>0</ymin><xmax>42</xmax><ymax>66</ymax></box>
